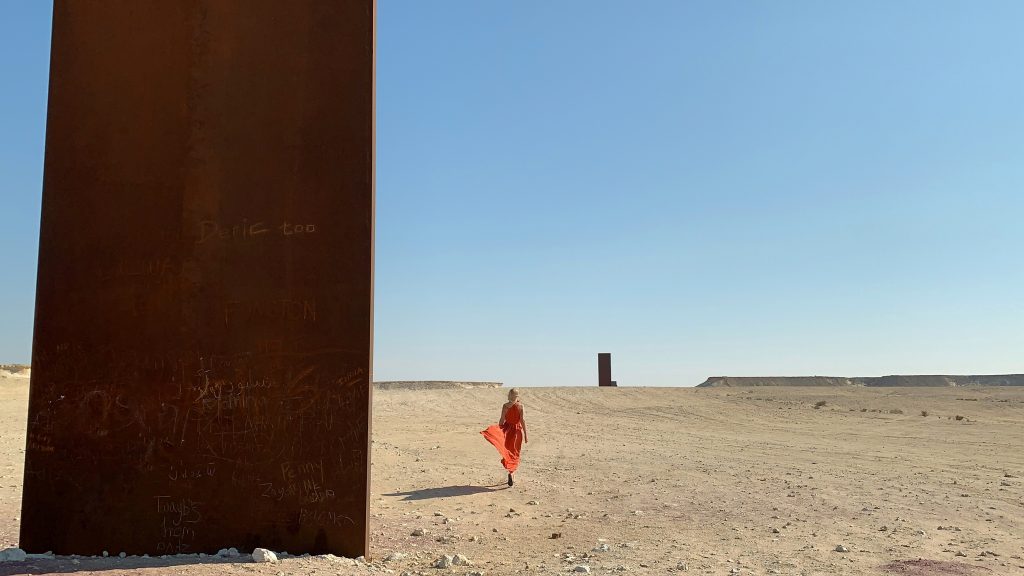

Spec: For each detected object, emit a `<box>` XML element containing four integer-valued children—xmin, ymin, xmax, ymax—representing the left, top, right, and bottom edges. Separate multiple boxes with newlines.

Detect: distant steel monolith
<box><xmin>598</xmin><ymin>353</ymin><xmax>616</xmax><ymax>386</ymax></box>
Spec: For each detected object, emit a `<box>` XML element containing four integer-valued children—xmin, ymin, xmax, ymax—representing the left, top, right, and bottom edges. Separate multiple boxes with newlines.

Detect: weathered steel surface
<box><xmin>22</xmin><ymin>1</ymin><xmax>374</xmax><ymax>557</ymax></box>
<box><xmin>598</xmin><ymin>353</ymin><xmax>614</xmax><ymax>386</ymax></box>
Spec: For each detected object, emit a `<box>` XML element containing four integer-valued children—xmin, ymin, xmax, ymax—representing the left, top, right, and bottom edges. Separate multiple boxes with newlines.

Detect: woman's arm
<box><xmin>521</xmin><ymin>405</ymin><xmax>528</xmax><ymax>443</ymax></box>
<box><xmin>498</xmin><ymin>403</ymin><xmax>509</xmax><ymax>426</ymax></box>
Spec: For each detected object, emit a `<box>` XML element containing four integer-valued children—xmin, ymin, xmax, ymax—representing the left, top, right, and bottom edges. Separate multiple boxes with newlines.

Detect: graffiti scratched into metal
<box><xmin>21</xmin><ymin>0</ymin><xmax>374</xmax><ymax>558</ymax></box>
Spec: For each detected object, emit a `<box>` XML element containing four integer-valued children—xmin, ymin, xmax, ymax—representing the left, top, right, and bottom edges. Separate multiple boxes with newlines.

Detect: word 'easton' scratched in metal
<box><xmin>22</xmin><ymin>1</ymin><xmax>374</xmax><ymax>557</ymax></box>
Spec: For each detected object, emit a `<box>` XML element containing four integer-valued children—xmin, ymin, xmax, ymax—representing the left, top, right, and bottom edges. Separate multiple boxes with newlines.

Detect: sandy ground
<box><xmin>0</xmin><ymin>376</ymin><xmax>1022</xmax><ymax>575</ymax></box>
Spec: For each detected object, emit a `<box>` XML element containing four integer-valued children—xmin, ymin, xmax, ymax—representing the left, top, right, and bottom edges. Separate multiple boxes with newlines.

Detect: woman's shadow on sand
<box><xmin>383</xmin><ymin>484</ymin><xmax>508</xmax><ymax>501</ymax></box>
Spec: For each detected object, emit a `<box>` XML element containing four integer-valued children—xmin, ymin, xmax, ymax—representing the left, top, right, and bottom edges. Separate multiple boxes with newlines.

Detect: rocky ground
<box><xmin>0</xmin><ymin>376</ymin><xmax>1022</xmax><ymax>575</ymax></box>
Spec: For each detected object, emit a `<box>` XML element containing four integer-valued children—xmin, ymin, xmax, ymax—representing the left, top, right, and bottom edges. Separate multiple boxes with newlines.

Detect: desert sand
<box><xmin>0</xmin><ymin>374</ymin><xmax>1022</xmax><ymax>575</ymax></box>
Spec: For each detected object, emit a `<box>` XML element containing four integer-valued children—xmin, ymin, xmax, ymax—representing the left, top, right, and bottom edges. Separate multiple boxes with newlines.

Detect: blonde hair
<box><xmin>508</xmin><ymin>387</ymin><xmax>520</xmax><ymax>400</ymax></box>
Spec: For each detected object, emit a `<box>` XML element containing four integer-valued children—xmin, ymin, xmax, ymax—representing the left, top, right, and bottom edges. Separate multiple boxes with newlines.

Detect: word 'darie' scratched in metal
<box><xmin>21</xmin><ymin>0</ymin><xmax>374</xmax><ymax>558</ymax></box>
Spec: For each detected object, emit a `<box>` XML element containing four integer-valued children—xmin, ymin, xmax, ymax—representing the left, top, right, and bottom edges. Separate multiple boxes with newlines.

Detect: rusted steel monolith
<box><xmin>598</xmin><ymin>353</ymin><xmax>616</xmax><ymax>386</ymax></box>
<box><xmin>21</xmin><ymin>1</ymin><xmax>374</xmax><ymax>557</ymax></box>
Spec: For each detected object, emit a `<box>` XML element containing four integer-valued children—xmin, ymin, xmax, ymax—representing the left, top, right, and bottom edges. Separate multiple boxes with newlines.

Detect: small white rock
<box><xmin>252</xmin><ymin>548</ymin><xmax>279</xmax><ymax>563</ymax></box>
<box><xmin>411</xmin><ymin>528</ymin><xmax>426</xmax><ymax>537</ymax></box>
<box><xmin>452</xmin><ymin>554</ymin><xmax>471</xmax><ymax>565</ymax></box>
<box><xmin>433</xmin><ymin>555</ymin><xmax>453</xmax><ymax>569</ymax></box>
<box><xmin>384</xmin><ymin>552</ymin><xmax>407</xmax><ymax>562</ymax></box>
<box><xmin>834</xmin><ymin>545</ymin><xmax>849</xmax><ymax>553</ymax></box>
<box><xmin>592</xmin><ymin>544</ymin><xmax>610</xmax><ymax>552</ymax></box>
<box><xmin>574</xmin><ymin>566</ymin><xmax>591</xmax><ymax>574</ymax></box>
<box><xmin>119</xmin><ymin>552</ymin><xmax>126</xmax><ymax>558</ymax></box>
<box><xmin>217</xmin><ymin>547</ymin><xmax>241</xmax><ymax>558</ymax></box>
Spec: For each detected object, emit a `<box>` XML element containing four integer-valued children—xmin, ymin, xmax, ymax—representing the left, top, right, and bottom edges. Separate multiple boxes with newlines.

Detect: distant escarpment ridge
<box><xmin>373</xmin><ymin>381</ymin><xmax>503</xmax><ymax>391</ymax></box>
<box><xmin>698</xmin><ymin>375</ymin><xmax>1024</xmax><ymax>387</ymax></box>
<box><xmin>0</xmin><ymin>365</ymin><xmax>30</xmax><ymax>378</ymax></box>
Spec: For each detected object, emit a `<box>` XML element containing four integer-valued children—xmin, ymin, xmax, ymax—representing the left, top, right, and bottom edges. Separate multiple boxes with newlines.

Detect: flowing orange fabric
<box><xmin>481</xmin><ymin>403</ymin><xmax>524</xmax><ymax>473</ymax></box>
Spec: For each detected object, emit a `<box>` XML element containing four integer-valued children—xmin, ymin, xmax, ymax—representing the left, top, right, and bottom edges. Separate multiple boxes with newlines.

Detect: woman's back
<box><xmin>503</xmin><ymin>402</ymin><xmax>523</xmax><ymax>426</ymax></box>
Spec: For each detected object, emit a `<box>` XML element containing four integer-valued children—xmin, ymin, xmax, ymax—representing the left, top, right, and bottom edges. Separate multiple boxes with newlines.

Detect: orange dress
<box><xmin>481</xmin><ymin>403</ymin><xmax>524</xmax><ymax>473</ymax></box>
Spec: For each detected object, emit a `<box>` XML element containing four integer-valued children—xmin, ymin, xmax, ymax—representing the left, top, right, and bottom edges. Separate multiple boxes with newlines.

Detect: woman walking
<box><xmin>481</xmin><ymin>388</ymin><xmax>528</xmax><ymax>486</ymax></box>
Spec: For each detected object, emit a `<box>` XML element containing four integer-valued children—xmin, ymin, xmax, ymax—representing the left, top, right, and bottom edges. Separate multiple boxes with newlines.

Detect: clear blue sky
<box><xmin>2</xmin><ymin>2</ymin><xmax>1023</xmax><ymax>386</ymax></box>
